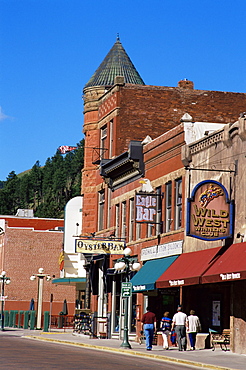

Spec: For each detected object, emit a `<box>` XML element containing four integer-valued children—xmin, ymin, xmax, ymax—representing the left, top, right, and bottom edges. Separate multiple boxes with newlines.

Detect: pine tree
<box><xmin>0</xmin><ymin>140</ymin><xmax>84</xmax><ymax>218</ymax></box>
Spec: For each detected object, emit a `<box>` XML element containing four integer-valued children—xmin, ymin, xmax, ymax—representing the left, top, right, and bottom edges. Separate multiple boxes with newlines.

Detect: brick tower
<box><xmin>82</xmin><ymin>37</ymin><xmax>145</xmax><ymax>235</ymax></box>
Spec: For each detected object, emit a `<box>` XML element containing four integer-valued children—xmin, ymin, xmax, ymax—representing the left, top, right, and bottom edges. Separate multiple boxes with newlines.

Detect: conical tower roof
<box><xmin>84</xmin><ymin>37</ymin><xmax>145</xmax><ymax>88</ymax></box>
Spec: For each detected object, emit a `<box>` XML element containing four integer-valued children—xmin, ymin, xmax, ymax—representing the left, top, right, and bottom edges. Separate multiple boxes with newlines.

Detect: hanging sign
<box><xmin>75</xmin><ymin>239</ymin><xmax>125</xmax><ymax>254</ymax></box>
<box><xmin>135</xmin><ymin>193</ymin><xmax>158</xmax><ymax>223</ymax></box>
<box><xmin>187</xmin><ymin>180</ymin><xmax>234</xmax><ymax>241</ymax></box>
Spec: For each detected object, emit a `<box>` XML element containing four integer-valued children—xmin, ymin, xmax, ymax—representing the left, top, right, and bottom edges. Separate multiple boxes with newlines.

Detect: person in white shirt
<box><xmin>171</xmin><ymin>306</ymin><xmax>187</xmax><ymax>351</ymax></box>
<box><xmin>186</xmin><ymin>310</ymin><xmax>201</xmax><ymax>350</ymax></box>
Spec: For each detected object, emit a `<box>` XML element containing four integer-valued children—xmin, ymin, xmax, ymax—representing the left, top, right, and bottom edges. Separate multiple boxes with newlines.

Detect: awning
<box><xmin>156</xmin><ymin>247</ymin><xmax>221</xmax><ymax>288</ymax></box>
<box><xmin>52</xmin><ymin>277</ymin><xmax>86</xmax><ymax>286</ymax></box>
<box><xmin>202</xmin><ymin>242</ymin><xmax>246</xmax><ymax>284</ymax></box>
<box><xmin>130</xmin><ymin>255</ymin><xmax>179</xmax><ymax>292</ymax></box>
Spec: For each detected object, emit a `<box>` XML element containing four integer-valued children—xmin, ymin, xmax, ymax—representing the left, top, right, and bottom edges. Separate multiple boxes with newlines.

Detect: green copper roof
<box><xmin>85</xmin><ymin>37</ymin><xmax>145</xmax><ymax>88</ymax></box>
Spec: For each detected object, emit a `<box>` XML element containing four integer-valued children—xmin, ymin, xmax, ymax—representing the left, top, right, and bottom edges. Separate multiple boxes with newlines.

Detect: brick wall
<box><xmin>114</xmin><ymin>84</ymin><xmax>246</xmax><ymax>155</ymax></box>
<box><xmin>3</xmin><ymin>228</ymin><xmax>75</xmax><ymax>315</ymax></box>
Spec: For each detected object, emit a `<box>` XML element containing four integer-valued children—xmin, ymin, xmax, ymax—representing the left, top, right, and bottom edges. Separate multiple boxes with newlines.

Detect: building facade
<box><xmin>177</xmin><ymin>114</ymin><xmax>246</xmax><ymax>354</ymax></box>
<box><xmin>0</xmin><ymin>214</ymin><xmax>75</xmax><ymax>315</ymax></box>
<box><xmin>60</xmin><ymin>37</ymin><xmax>246</xmax><ymax>351</ymax></box>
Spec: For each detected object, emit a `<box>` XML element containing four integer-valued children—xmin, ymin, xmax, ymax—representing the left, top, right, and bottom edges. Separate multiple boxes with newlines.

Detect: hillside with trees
<box><xmin>0</xmin><ymin>140</ymin><xmax>84</xmax><ymax>218</ymax></box>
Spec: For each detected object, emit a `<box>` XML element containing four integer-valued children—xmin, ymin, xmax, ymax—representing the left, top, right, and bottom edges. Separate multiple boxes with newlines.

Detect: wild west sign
<box><xmin>187</xmin><ymin>180</ymin><xmax>234</xmax><ymax>241</ymax></box>
<box><xmin>75</xmin><ymin>239</ymin><xmax>125</xmax><ymax>254</ymax></box>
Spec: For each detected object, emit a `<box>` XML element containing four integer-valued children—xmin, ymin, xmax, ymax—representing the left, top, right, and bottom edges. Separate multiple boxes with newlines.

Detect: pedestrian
<box><xmin>186</xmin><ymin>310</ymin><xmax>201</xmax><ymax>350</ymax></box>
<box><xmin>171</xmin><ymin>306</ymin><xmax>187</xmax><ymax>351</ymax></box>
<box><xmin>160</xmin><ymin>311</ymin><xmax>172</xmax><ymax>350</ymax></box>
<box><xmin>141</xmin><ymin>306</ymin><xmax>156</xmax><ymax>351</ymax></box>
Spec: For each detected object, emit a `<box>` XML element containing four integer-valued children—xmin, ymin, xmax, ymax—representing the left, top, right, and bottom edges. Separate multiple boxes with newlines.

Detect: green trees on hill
<box><xmin>0</xmin><ymin>140</ymin><xmax>84</xmax><ymax>218</ymax></box>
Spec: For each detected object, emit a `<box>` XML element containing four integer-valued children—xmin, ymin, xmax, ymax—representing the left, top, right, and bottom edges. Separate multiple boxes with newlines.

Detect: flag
<box><xmin>58</xmin><ymin>145</ymin><xmax>77</xmax><ymax>154</ymax></box>
<box><xmin>59</xmin><ymin>250</ymin><xmax>64</xmax><ymax>271</ymax></box>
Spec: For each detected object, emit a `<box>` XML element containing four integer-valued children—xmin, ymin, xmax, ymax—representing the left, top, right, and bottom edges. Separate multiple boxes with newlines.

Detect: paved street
<box><xmin>0</xmin><ymin>328</ymin><xmax>246</xmax><ymax>370</ymax></box>
<box><xmin>0</xmin><ymin>335</ymin><xmax>199</xmax><ymax>370</ymax></box>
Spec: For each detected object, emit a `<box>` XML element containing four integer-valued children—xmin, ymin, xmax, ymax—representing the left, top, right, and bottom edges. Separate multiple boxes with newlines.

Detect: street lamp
<box><xmin>114</xmin><ymin>248</ymin><xmax>141</xmax><ymax>349</ymax></box>
<box><xmin>30</xmin><ymin>268</ymin><xmax>51</xmax><ymax>330</ymax></box>
<box><xmin>0</xmin><ymin>271</ymin><xmax>11</xmax><ymax>331</ymax></box>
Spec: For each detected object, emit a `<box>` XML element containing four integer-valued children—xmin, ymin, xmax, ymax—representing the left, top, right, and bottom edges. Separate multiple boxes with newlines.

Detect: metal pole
<box><xmin>120</xmin><ymin>261</ymin><xmax>131</xmax><ymax>349</ymax></box>
<box><xmin>36</xmin><ymin>276</ymin><xmax>44</xmax><ymax>329</ymax></box>
<box><xmin>49</xmin><ymin>293</ymin><xmax>53</xmax><ymax>332</ymax></box>
<box><xmin>1</xmin><ymin>278</ymin><xmax>4</xmax><ymax>331</ymax></box>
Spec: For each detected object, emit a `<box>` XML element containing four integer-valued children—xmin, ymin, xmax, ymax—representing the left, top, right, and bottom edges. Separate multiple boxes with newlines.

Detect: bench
<box><xmin>211</xmin><ymin>329</ymin><xmax>230</xmax><ymax>351</ymax></box>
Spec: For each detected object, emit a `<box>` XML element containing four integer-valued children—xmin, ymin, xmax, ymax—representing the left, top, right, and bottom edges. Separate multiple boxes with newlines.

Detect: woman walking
<box><xmin>160</xmin><ymin>311</ymin><xmax>172</xmax><ymax>350</ymax></box>
<box><xmin>187</xmin><ymin>310</ymin><xmax>201</xmax><ymax>350</ymax></box>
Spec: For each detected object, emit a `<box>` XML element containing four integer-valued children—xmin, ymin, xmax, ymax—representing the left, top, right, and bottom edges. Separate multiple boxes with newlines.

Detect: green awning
<box><xmin>130</xmin><ymin>255</ymin><xmax>179</xmax><ymax>292</ymax></box>
<box><xmin>52</xmin><ymin>277</ymin><xmax>86</xmax><ymax>286</ymax></box>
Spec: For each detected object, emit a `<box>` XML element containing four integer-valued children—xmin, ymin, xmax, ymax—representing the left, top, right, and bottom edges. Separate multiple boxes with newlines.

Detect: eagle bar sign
<box><xmin>135</xmin><ymin>193</ymin><xmax>158</xmax><ymax>223</ymax></box>
<box><xmin>75</xmin><ymin>239</ymin><xmax>125</xmax><ymax>254</ymax></box>
<box><xmin>187</xmin><ymin>180</ymin><xmax>234</xmax><ymax>241</ymax></box>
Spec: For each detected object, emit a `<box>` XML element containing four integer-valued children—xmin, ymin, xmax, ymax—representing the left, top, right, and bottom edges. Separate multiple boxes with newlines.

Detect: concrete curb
<box><xmin>23</xmin><ymin>335</ymin><xmax>236</xmax><ymax>370</ymax></box>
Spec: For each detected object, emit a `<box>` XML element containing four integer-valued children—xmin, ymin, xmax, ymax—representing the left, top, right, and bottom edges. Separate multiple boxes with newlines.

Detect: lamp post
<box><xmin>114</xmin><ymin>247</ymin><xmax>141</xmax><ymax>349</ymax></box>
<box><xmin>0</xmin><ymin>271</ymin><xmax>11</xmax><ymax>331</ymax></box>
<box><xmin>30</xmin><ymin>268</ymin><xmax>51</xmax><ymax>330</ymax></box>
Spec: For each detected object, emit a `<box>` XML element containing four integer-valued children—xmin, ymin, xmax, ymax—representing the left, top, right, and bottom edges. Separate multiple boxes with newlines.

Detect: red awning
<box><xmin>201</xmin><ymin>242</ymin><xmax>246</xmax><ymax>284</ymax></box>
<box><xmin>156</xmin><ymin>247</ymin><xmax>221</xmax><ymax>288</ymax></box>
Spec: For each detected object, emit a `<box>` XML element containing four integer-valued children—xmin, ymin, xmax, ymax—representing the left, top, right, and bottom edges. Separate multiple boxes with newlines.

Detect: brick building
<box><xmin>0</xmin><ymin>214</ymin><xmax>75</xmax><ymax>315</ymax></box>
<box><xmin>176</xmin><ymin>114</ymin><xmax>246</xmax><ymax>354</ymax></box>
<box><xmin>59</xmin><ymin>37</ymin><xmax>246</xmax><ymax>350</ymax></box>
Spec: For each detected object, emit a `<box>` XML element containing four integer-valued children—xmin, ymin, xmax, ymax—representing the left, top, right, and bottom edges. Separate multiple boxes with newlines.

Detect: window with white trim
<box><xmin>100</xmin><ymin>125</ymin><xmax>107</xmax><ymax>160</ymax></box>
<box><xmin>175</xmin><ymin>178</ymin><xmax>182</xmax><ymax>230</ymax></box>
<box><xmin>115</xmin><ymin>204</ymin><xmax>120</xmax><ymax>238</ymax></box>
<box><xmin>129</xmin><ymin>198</ymin><xmax>134</xmax><ymax>242</ymax></box>
<box><xmin>121</xmin><ymin>201</ymin><xmax>127</xmax><ymax>240</ymax></box>
<box><xmin>156</xmin><ymin>186</ymin><xmax>162</xmax><ymax>235</ymax></box>
<box><xmin>98</xmin><ymin>190</ymin><xmax>105</xmax><ymax>231</ymax></box>
<box><xmin>165</xmin><ymin>182</ymin><xmax>172</xmax><ymax>232</ymax></box>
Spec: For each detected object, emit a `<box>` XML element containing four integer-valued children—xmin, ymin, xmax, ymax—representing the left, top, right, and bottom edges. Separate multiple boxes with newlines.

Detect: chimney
<box><xmin>178</xmin><ymin>79</ymin><xmax>194</xmax><ymax>89</ymax></box>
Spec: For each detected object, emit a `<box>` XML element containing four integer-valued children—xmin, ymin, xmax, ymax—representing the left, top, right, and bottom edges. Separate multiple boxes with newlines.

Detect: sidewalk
<box><xmin>2</xmin><ymin>328</ymin><xmax>246</xmax><ymax>370</ymax></box>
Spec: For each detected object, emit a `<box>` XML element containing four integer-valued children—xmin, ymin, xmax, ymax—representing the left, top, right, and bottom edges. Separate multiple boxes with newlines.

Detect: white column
<box><xmin>36</xmin><ymin>277</ymin><xmax>44</xmax><ymax>329</ymax></box>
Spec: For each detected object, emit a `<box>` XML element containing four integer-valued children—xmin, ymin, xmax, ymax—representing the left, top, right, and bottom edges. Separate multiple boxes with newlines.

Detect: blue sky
<box><xmin>1</xmin><ymin>0</ymin><xmax>246</xmax><ymax>181</ymax></box>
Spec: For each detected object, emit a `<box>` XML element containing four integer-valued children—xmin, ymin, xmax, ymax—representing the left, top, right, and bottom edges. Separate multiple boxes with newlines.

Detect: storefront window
<box><xmin>130</xmin><ymin>294</ymin><xmax>137</xmax><ymax>333</ymax></box>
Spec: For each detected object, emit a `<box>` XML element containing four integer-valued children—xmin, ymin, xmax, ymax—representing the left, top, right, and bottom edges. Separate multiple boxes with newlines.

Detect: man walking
<box><xmin>171</xmin><ymin>306</ymin><xmax>187</xmax><ymax>351</ymax></box>
<box><xmin>141</xmin><ymin>306</ymin><xmax>156</xmax><ymax>350</ymax></box>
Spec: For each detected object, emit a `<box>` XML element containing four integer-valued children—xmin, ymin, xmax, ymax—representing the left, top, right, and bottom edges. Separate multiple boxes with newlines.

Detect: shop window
<box><xmin>129</xmin><ymin>198</ymin><xmax>134</xmax><ymax>242</ymax></box>
<box><xmin>175</xmin><ymin>178</ymin><xmax>182</xmax><ymax>229</ymax></box>
<box><xmin>165</xmin><ymin>181</ymin><xmax>172</xmax><ymax>232</ymax></box>
<box><xmin>76</xmin><ymin>290</ymin><xmax>86</xmax><ymax>310</ymax></box>
<box><xmin>130</xmin><ymin>294</ymin><xmax>137</xmax><ymax>333</ymax></box>
<box><xmin>98</xmin><ymin>190</ymin><xmax>105</xmax><ymax>231</ymax></box>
